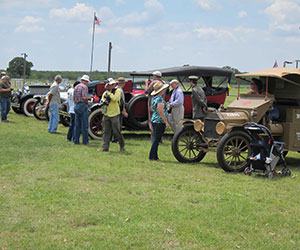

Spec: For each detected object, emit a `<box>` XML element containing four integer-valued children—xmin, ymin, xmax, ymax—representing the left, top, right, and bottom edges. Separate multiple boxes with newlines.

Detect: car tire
<box><xmin>33</xmin><ymin>100</ymin><xmax>47</xmax><ymax>120</ymax></box>
<box><xmin>127</xmin><ymin>94</ymin><xmax>149</xmax><ymax>130</ymax></box>
<box><xmin>23</xmin><ymin>98</ymin><xmax>37</xmax><ymax>117</ymax></box>
<box><xmin>172</xmin><ymin>125</ymin><xmax>207</xmax><ymax>163</ymax></box>
<box><xmin>59</xmin><ymin>104</ymin><xmax>70</xmax><ymax>127</ymax></box>
<box><xmin>217</xmin><ymin>130</ymin><xmax>251</xmax><ymax>172</ymax></box>
<box><xmin>88</xmin><ymin>108</ymin><xmax>103</xmax><ymax>140</ymax></box>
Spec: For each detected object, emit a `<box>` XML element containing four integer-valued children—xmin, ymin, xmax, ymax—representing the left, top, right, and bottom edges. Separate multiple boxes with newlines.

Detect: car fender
<box><xmin>90</xmin><ymin>103</ymin><xmax>102</xmax><ymax>112</ymax></box>
<box><xmin>20</xmin><ymin>94</ymin><xmax>34</xmax><ymax>104</ymax></box>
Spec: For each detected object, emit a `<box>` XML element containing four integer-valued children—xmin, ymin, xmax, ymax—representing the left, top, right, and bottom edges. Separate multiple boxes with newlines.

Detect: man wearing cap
<box><xmin>0</xmin><ymin>75</ymin><xmax>12</xmax><ymax>122</ymax></box>
<box><xmin>167</xmin><ymin>79</ymin><xmax>184</xmax><ymax>133</ymax></box>
<box><xmin>46</xmin><ymin>75</ymin><xmax>62</xmax><ymax>132</ymax></box>
<box><xmin>73</xmin><ymin>75</ymin><xmax>90</xmax><ymax>144</ymax></box>
<box><xmin>101</xmin><ymin>79</ymin><xmax>125</xmax><ymax>152</ymax></box>
<box><xmin>111</xmin><ymin>77</ymin><xmax>128</xmax><ymax>143</ymax></box>
<box><xmin>189</xmin><ymin>75</ymin><xmax>207</xmax><ymax>119</ymax></box>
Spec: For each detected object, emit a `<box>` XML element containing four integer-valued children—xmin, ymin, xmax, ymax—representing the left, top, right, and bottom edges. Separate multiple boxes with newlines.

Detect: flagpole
<box><xmin>89</xmin><ymin>12</ymin><xmax>96</xmax><ymax>74</ymax></box>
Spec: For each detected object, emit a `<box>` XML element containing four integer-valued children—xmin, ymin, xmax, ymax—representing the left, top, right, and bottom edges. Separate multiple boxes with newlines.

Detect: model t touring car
<box><xmin>172</xmin><ymin>67</ymin><xmax>300</xmax><ymax>172</ymax></box>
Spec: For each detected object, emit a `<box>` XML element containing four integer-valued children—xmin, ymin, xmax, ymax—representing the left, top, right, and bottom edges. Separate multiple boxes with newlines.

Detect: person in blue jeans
<box><xmin>73</xmin><ymin>75</ymin><xmax>90</xmax><ymax>145</ymax></box>
<box><xmin>67</xmin><ymin>81</ymin><xmax>80</xmax><ymax>141</ymax></box>
<box><xmin>149</xmin><ymin>81</ymin><xmax>170</xmax><ymax>161</ymax></box>
<box><xmin>0</xmin><ymin>75</ymin><xmax>12</xmax><ymax>122</ymax></box>
<box><xmin>46</xmin><ymin>75</ymin><xmax>62</xmax><ymax>133</ymax></box>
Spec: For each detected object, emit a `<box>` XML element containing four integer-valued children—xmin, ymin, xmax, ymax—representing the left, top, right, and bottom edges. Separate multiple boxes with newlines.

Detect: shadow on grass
<box><xmin>286</xmin><ymin>157</ymin><xmax>300</xmax><ymax>169</ymax></box>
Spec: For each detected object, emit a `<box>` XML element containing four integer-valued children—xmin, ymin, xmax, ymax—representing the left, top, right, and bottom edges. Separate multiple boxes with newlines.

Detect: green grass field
<box><xmin>1</xmin><ymin>107</ymin><xmax>300</xmax><ymax>249</ymax></box>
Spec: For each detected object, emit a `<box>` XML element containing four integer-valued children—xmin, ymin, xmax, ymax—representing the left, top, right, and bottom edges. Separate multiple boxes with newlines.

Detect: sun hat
<box><xmin>0</xmin><ymin>71</ymin><xmax>6</xmax><ymax>76</ymax></box>
<box><xmin>152</xmin><ymin>71</ymin><xmax>162</xmax><ymax>77</ymax></box>
<box><xmin>81</xmin><ymin>74</ymin><xmax>90</xmax><ymax>82</ymax></box>
<box><xmin>151</xmin><ymin>81</ymin><xmax>169</xmax><ymax>96</ymax></box>
<box><xmin>117</xmin><ymin>77</ymin><xmax>125</xmax><ymax>82</ymax></box>
<box><xmin>188</xmin><ymin>75</ymin><xmax>199</xmax><ymax>81</ymax></box>
<box><xmin>1</xmin><ymin>75</ymin><xmax>9</xmax><ymax>81</ymax></box>
<box><xmin>107</xmin><ymin>79</ymin><xmax>117</xmax><ymax>85</ymax></box>
<box><xmin>170</xmin><ymin>79</ymin><xmax>179</xmax><ymax>85</ymax></box>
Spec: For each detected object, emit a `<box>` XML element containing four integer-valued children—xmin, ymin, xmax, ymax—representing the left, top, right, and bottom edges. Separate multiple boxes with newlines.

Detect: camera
<box><xmin>99</xmin><ymin>94</ymin><xmax>111</xmax><ymax>107</ymax></box>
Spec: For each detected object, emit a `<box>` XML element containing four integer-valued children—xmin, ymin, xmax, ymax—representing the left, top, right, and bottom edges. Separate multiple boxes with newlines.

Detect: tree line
<box><xmin>2</xmin><ymin>57</ymin><xmax>241</xmax><ymax>85</ymax></box>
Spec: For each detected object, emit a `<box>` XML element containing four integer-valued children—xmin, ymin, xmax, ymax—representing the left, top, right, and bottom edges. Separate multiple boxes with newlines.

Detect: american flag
<box><xmin>94</xmin><ymin>15</ymin><xmax>101</xmax><ymax>25</ymax></box>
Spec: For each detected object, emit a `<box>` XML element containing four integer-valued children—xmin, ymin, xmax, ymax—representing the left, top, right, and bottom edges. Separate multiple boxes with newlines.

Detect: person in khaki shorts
<box><xmin>101</xmin><ymin>79</ymin><xmax>125</xmax><ymax>152</ymax></box>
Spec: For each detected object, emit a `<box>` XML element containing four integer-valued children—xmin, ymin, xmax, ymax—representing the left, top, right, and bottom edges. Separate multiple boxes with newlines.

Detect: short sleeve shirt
<box><xmin>74</xmin><ymin>83</ymin><xmax>88</xmax><ymax>104</ymax></box>
<box><xmin>67</xmin><ymin>88</ymin><xmax>75</xmax><ymax>114</ymax></box>
<box><xmin>0</xmin><ymin>81</ymin><xmax>11</xmax><ymax>98</ymax></box>
<box><xmin>48</xmin><ymin>82</ymin><xmax>61</xmax><ymax>105</ymax></box>
<box><xmin>151</xmin><ymin>95</ymin><xmax>168</xmax><ymax>123</ymax></box>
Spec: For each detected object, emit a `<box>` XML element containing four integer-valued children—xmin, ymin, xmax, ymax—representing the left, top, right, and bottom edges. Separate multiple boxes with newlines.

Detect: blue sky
<box><xmin>1</xmin><ymin>0</ymin><xmax>299</xmax><ymax>72</ymax></box>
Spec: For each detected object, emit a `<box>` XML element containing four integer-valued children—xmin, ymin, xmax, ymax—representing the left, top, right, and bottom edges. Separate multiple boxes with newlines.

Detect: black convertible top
<box><xmin>130</xmin><ymin>65</ymin><xmax>233</xmax><ymax>78</ymax></box>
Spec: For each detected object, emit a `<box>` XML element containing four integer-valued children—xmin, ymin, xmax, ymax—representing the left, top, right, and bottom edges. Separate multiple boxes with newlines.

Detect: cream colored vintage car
<box><xmin>172</xmin><ymin>67</ymin><xmax>300</xmax><ymax>172</ymax></box>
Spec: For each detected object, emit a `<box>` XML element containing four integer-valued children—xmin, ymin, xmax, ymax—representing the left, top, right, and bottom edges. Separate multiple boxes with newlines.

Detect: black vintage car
<box><xmin>11</xmin><ymin>84</ymin><xmax>50</xmax><ymax>116</ymax></box>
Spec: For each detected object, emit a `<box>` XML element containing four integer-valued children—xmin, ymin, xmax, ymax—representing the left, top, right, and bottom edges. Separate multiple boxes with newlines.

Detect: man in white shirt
<box><xmin>67</xmin><ymin>81</ymin><xmax>80</xmax><ymax>141</ymax></box>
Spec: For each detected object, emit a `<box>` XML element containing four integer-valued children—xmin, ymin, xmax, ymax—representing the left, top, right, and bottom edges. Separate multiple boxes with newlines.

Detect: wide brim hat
<box><xmin>107</xmin><ymin>79</ymin><xmax>117</xmax><ymax>85</ymax></box>
<box><xmin>151</xmin><ymin>81</ymin><xmax>169</xmax><ymax>96</ymax></box>
<box><xmin>170</xmin><ymin>79</ymin><xmax>179</xmax><ymax>84</ymax></box>
<box><xmin>188</xmin><ymin>75</ymin><xmax>199</xmax><ymax>81</ymax></box>
<box><xmin>81</xmin><ymin>74</ymin><xmax>90</xmax><ymax>82</ymax></box>
<box><xmin>117</xmin><ymin>77</ymin><xmax>125</xmax><ymax>82</ymax></box>
<box><xmin>152</xmin><ymin>71</ymin><xmax>162</xmax><ymax>77</ymax></box>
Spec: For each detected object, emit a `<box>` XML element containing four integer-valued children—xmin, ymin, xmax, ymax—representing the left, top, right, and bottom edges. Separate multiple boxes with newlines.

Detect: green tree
<box><xmin>7</xmin><ymin>57</ymin><xmax>33</xmax><ymax>78</ymax></box>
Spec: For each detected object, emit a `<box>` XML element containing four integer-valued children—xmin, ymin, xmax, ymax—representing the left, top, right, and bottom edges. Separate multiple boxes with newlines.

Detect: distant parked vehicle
<box><xmin>11</xmin><ymin>84</ymin><xmax>50</xmax><ymax>116</ymax></box>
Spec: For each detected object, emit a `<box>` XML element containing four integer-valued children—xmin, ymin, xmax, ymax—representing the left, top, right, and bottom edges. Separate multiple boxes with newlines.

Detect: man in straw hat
<box><xmin>167</xmin><ymin>79</ymin><xmax>184</xmax><ymax>133</ymax></box>
<box><xmin>0</xmin><ymin>75</ymin><xmax>12</xmax><ymax>122</ymax></box>
<box><xmin>149</xmin><ymin>81</ymin><xmax>170</xmax><ymax>160</ymax></box>
<box><xmin>189</xmin><ymin>75</ymin><xmax>207</xmax><ymax>119</ymax></box>
<box><xmin>46</xmin><ymin>74</ymin><xmax>62</xmax><ymax>132</ymax></box>
<box><xmin>73</xmin><ymin>74</ymin><xmax>90</xmax><ymax>144</ymax></box>
<box><xmin>101</xmin><ymin>79</ymin><xmax>125</xmax><ymax>152</ymax></box>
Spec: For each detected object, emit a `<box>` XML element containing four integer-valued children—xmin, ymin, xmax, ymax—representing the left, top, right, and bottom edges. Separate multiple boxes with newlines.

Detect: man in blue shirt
<box><xmin>168</xmin><ymin>79</ymin><xmax>184</xmax><ymax>133</ymax></box>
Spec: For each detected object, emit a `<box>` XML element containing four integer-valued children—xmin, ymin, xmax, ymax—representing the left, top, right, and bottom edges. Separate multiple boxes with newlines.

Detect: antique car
<box><xmin>171</xmin><ymin>67</ymin><xmax>300</xmax><ymax>172</ymax></box>
<box><xmin>88</xmin><ymin>65</ymin><xmax>233</xmax><ymax>139</ymax></box>
<box><xmin>32</xmin><ymin>80</ymin><xmax>100</xmax><ymax>125</ymax></box>
<box><xmin>11</xmin><ymin>84</ymin><xmax>50</xmax><ymax>116</ymax></box>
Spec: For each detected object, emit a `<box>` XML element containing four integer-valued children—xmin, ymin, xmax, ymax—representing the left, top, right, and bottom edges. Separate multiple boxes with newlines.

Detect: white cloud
<box><xmin>0</xmin><ymin>0</ymin><xmax>53</xmax><ymax>9</ymax></box>
<box><xmin>238</xmin><ymin>10</ymin><xmax>247</xmax><ymax>18</ymax></box>
<box><xmin>15</xmin><ymin>16</ymin><xmax>44</xmax><ymax>33</ymax></box>
<box><xmin>264</xmin><ymin>0</ymin><xmax>300</xmax><ymax>36</ymax></box>
<box><xmin>195</xmin><ymin>0</ymin><xmax>218</xmax><ymax>11</ymax></box>
<box><xmin>194</xmin><ymin>26</ymin><xmax>235</xmax><ymax>41</ymax></box>
<box><xmin>194</xmin><ymin>25</ymin><xmax>256</xmax><ymax>42</ymax></box>
<box><xmin>49</xmin><ymin>3</ymin><xmax>95</xmax><ymax>21</ymax></box>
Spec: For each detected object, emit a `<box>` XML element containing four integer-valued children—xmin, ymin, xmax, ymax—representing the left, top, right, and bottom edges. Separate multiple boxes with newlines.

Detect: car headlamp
<box><xmin>216</xmin><ymin>121</ymin><xmax>226</xmax><ymax>135</ymax></box>
<box><xmin>194</xmin><ymin>120</ymin><xmax>204</xmax><ymax>132</ymax></box>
